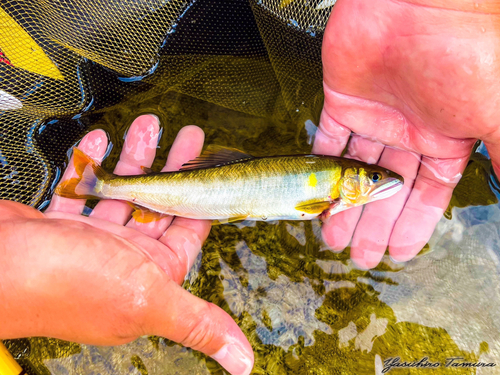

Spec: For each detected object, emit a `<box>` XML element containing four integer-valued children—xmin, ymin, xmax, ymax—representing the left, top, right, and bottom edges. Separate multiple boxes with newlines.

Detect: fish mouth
<box><xmin>371</xmin><ymin>178</ymin><xmax>403</xmax><ymax>201</ymax></box>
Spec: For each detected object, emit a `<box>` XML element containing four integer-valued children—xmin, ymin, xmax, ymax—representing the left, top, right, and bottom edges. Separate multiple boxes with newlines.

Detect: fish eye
<box><xmin>371</xmin><ymin>172</ymin><xmax>382</xmax><ymax>182</ymax></box>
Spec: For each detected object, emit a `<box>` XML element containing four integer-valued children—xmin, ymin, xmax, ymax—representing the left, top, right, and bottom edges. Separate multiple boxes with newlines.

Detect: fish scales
<box><xmin>101</xmin><ymin>156</ymin><xmax>342</xmax><ymax>220</ymax></box>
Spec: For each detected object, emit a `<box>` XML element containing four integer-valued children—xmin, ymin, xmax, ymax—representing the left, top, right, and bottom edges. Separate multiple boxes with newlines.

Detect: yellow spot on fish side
<box><xmin>307</xmin><ymin>173</ymin><xmax>317</xmax><ymax>188</ymax></box>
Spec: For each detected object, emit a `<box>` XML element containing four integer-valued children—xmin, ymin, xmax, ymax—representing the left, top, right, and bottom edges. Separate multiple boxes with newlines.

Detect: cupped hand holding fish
<box><xmin>314</xmin><ymin>0</ymin><xmax>500</xmax><ymax>269</ymax></box>
<box><xmin>0</xmin><ymin>115</ymin><xmax>254</xmax><ymax>375</ymax></box>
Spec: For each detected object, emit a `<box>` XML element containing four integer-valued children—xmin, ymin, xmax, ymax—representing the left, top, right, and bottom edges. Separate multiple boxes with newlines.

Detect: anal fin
<box><xmin>129</xmin><ymin>204</ymin><xmax>167</xmax><ymax>223</ymax></box>
<box><xmin>212</xmin><ymin>215</ymin><xmax>249</xmax><ymax>225</ymax></box>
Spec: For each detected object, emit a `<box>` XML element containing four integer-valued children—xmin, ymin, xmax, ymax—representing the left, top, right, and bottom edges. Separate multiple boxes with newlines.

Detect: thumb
<box><xmin>142</xmin><ymin>274</ymin><xmax>254</xmax><ymax>375</ymax></box>
<box><xmin>0</xmin><ymin>200</ymin><xmax>45</xmax><ymax>221</ymax></box>
<box><xmin>1</xmin><ymin>217</ymin><xmax>253</xmax><ymax>375</ymax></box>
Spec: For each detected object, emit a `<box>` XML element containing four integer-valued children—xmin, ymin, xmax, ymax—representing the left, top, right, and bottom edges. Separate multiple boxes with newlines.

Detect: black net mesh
<box><xmin>0</xmin><ymin>0</ymin><xmax>328</xmax><ymax>206</ymax></box>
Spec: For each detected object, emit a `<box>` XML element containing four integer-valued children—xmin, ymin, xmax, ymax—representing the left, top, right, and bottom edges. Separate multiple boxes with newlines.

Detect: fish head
<box><xmin>339</xmin><ymin>165</ymin><xmax>404</xmax><ymax>206</ymax></box>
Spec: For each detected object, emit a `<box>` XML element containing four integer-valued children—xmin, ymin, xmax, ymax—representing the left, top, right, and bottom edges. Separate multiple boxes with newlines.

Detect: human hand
<box><xmin>313</xmin><ymin>0</ymin><xmax>500</xmax><ymax>268</ymax></box>
<box><xmin>0</xmin><ymin>115</ymin><xmax>254</xmax><ymax>375</ymax></box>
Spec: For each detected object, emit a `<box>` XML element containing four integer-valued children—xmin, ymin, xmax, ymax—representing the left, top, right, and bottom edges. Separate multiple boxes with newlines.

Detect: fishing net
<box><xmin>0</xmin><ymin>0</ymin><xmax>329</xmax><ymax>206</ymax></box>
<box><xmin>1</xmin><ymin>0</ymin><xmax>500</xmax><ymax>374</ymax></box>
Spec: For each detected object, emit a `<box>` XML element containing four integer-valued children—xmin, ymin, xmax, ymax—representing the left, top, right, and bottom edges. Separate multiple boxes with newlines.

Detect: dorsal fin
<box><xmin>180</xmin><ymin>145</ymin><xmax>253</xmax><ymax>171</ymax></box>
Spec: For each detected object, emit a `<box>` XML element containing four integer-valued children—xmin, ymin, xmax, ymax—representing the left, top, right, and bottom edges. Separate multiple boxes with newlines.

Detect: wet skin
<box><xmin>0</xmin><ymin>115</ymin><xmax>254</xmax><ymax>375</ymax></box>
<box><xmin>313</xmin><ymin>0</ymin><xmax>500</xmax><ymax>269</ymax></box>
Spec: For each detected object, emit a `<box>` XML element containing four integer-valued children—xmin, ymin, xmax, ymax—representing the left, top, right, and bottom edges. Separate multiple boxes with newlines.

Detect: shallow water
<box><xmin>4</xmin><ymin>90</ymin><xmax>500</xmax><ymax>375</ymax></box>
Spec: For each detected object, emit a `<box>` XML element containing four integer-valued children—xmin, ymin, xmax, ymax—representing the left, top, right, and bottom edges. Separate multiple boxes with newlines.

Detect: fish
<box><xmin>55</xmin><ymin>146</ymin><xmax>404</xmax><ymax>223</ymax></box>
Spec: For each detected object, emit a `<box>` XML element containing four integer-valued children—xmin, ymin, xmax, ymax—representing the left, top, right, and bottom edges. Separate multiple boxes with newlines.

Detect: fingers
<box><xmin>90</xmin><ymin>115</ymin><xmax>160</xmax><ymax>224</ymax></box>
<box><xmin>312</xmin><ymin>110</ymin><xmax>373</xmax><ymax>253</ymax></box>
<box><xmin>344</xmin><ymin>135</ymin><xmax>385</xmax><ymax>163</ymax></box>
<box><xmin>48</xmin><ymin>125</ymin><xmax>210</xmax><ymax>279</ymax></box>
<box><xmin>125</xmin><ymin>125</ymin><xmax>208</xmax><ymax>239</ymax></box>
<box><xmin>159</xmin><ymin>217</ymin><xmax>212</xmax><ymax>275</ymax></box>
<box><xmin>46</xmin><ymin>130</ymin><xmax>108</xmax><ymax>215</ymax></box>
<box><xmin>321</xmin><ymin>136</ymin><xmax>384</xmax><ymax>251</ymax></box>
<box><xmin>321</xmin><ymin>206</ymin><xmax>362</xmax><ymax>251</ymax></box>
<box><xmin>389</xmin><ymin>155</ymin><xmax>468</xmax><ymax>262</ymax></box>
<box><xmin>349</xmin><ymin>148</ymin><xmax>420</xmax><ymax>269</ymax></box>
<box><xmin>312</xmin><ymin>106</ymin><xmax>351</xmax><ymax>156</ymax></box>
<box><xmin>162</xmin><ymin>125</ymin><xmax>205</xmax><ymax>172</ymax></box>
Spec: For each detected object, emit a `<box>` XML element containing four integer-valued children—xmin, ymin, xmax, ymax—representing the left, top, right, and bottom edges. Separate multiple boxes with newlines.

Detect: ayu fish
<box><xmin>55</xmin><ymin>146</ymin><xmax>404</xmax><ymax>222</ymax></box>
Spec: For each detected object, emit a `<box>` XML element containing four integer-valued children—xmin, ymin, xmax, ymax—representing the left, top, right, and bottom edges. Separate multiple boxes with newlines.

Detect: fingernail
<box><xmin>352</xmin><ymin>249</ymin><xmax>384</xmax><ymax>270</ymax></box>
<box><xmin>351</xmin><ymin>257</ymin><xmax>371</xmax><ymax>270</ymax></box>
<box><xmin>79</xmin><ymin>130</ymin><xmax>107</xmax><ymax>158</ymax></box>
<box><xmin>389</xmin><ymin>255</ymin><xmax>406</xmax><ymax>264</ymax></box>
<box><xmin>135</xmin><ymin>114</ymin><xmax>160</xmax><ymax>134</ymax></box>
<box><xmin>147</xmin><ymin>114</ymin><xmax>160</xmax><ymax>125</ymax></box>
<box><xmin>211</xmin><ymin>343</ymin><xmax>254</xmax><ymax>375</ymax></box>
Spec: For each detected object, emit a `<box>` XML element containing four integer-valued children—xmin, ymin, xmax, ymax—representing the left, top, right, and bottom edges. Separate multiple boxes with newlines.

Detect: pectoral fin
<box><xmin>318</xmin><ymin>199</ymin><xmax>351</xmax><ymax>221</ymax></box>
<box><xmin>295</xmin><ymin>200</ymin><xmax>332</xmax><ymax>215</ymax></box>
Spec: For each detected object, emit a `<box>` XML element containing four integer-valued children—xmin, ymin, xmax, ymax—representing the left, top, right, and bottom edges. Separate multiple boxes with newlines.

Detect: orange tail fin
<box><xmin>55</xmin><ymin>148</ymin><xmax>111</xmax><ymax>199</ymax></box>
